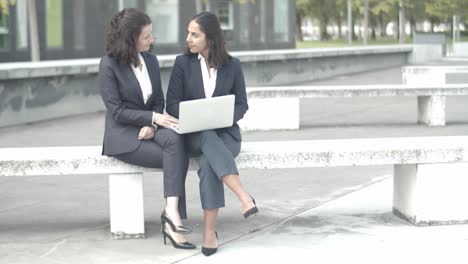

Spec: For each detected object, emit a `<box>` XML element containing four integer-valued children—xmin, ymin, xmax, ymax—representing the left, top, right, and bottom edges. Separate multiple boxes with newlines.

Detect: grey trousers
<box><xmin>113</xmin><ymin>128</ymin><xmax>189</xmax><ymax>219</ymax></box>
<box><xmin>186</xmin><ymin>129</ymin><xmax>241</xmax><ymax>210</ymax></box>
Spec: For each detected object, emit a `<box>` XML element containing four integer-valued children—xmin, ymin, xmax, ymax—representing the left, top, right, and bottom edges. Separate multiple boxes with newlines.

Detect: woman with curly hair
<box><xmin>98</xmin><ymin>8</ymin><xmax>195</xmax><ymax>250</ymax></box>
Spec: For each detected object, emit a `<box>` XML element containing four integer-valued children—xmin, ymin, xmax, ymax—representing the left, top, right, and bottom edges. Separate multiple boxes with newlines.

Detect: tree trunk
<box><xmin>320</xmin><ymin>17</ymin><xmax>330</xmax><ymax>40</ymax></box>
<box><xmin>395</xmin><ymin>11</ymin><xmax>399</xmax><ymax>39</ymax></box>
<box><xmin>398</xmin><ymin>1</ymin><xmax>405</xmax><ymax>44</ymax></box>
<box><xmin>379</xmin><ymin>12</ymin><xmax>385</xmax><ymax>37</ymax></box>
<box><xmin>347</xmin><ymin>0</ymin><xmax>352</xmax><ymax>44</ymax></box>
<box><xmin>296</xmin><ymin>13</ymin><xmax>303</xmax><ymax>41</ymax></box>
<box><xmin>363</xmin><ymin>0</ymin><xmax>369</xmax><ymax>45</ymax></box>
<box><xmin>450</xmin><ymin>15</ymin><xmax>454</xmax><ymax>42</ymax></box>
<box><xmin>337</xmin><ymin>16</ymin><xmax>342</xmax><ymax>38</ymax></box>
<box><xmin>352</xmin><ymin>11</ymin><xmax>357</xmax><ymax>40</ymax></box>
<box><xmin>27</xmin><ymin>0</ymin><xmax>40</xmax><ymax>61</ymax></box>
<box><xmin>409</xmin><ymin>16</ymin><xmax>415</xmax><ymax>37</ymax></box>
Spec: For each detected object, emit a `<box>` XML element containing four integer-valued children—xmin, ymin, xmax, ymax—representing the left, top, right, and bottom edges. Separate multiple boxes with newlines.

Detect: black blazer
<box><xmin>166</xmin><ymin>54</ymin><xmax>248</xmax><ymax>141</ymax></box>
<box><xmin>98</xmin><ymin>52</ymin><xmax>164</xmax><ymax>156</ymax></box>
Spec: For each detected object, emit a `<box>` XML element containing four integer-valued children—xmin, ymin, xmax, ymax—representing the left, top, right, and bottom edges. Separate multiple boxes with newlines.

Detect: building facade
<box><xmin>0</xmin><ymin>0</ymin><xmax>295</xmax><ymax>62</ymax></box>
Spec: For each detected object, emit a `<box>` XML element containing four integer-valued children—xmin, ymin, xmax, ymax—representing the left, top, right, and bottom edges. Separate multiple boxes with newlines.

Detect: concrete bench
<box><xmin>452</xmin><ymin>43</ymin><xmax>468</xmax><ymax>57</ymax></box>
<box><xmin>402</xmin><ymin>66</ymin><xmax>468</xmax><ymax>85</ymax></box>
<box><xmin>1</xmin><ymin>136</ymin><xmax>468</xmax><ymax>238</ymax></box>
<box><xmin>239</xmin><ymin>83</ymin><xmax>468</xmax><ymax>130</ymax></box>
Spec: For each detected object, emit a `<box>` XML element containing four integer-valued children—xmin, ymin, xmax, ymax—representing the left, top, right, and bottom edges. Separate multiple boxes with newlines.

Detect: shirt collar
<box><xmin>139</xmin><ymin>53</ymin><xmax>146</xmax><ymax>66</ymax></box>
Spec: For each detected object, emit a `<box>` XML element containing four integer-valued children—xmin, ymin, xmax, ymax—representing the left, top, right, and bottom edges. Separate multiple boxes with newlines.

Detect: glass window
<box><xmin>238</xmin><ymin>2</ymin><xmax>250</xmax><ymax>43</ymax></box>
<box><xmin>73</xmin><ymin>0</ymin><xmax>85</xmax><ymax>50</ymax></box>
<box><xmin>46</xmin><ymin>0</ymin><xmax>63</xmax><ymax>48</ymax></box>
<box><xmin>212</xmin><ymin>0</ymin><xmax>233</xmax><ymax>30</ymax></box>
<box><xmin>195</xmin><ymin>0</ymin><xmax>209</xmax><ymax>13</ymax></box>
<box><xmin>16</xmin><ymin>0</ymin><xmax>28</xmax><ymax>49</ymax></box>
<box><xmin>273</xmin><ymin>0</ymin><xmax>288</xmax><ymax>42</ymax></box>
<box><xmin>259</xmin><ymin>0</ymin><xmax>266</xmax><ymax>43</ymax></box>
<box><xmin>0</xmin><ymin>2</ymin><xmax>10</xmax><ymax>49</ymax></box>
<box><xmin>118</xmin><ymin>0</ymin><xmax>138</xmax><ymax>10</ymax></box>
<box><xmin>146</xmin><ymin>0</ymin><xmax>178</xmax><ymax>44</ymax></box>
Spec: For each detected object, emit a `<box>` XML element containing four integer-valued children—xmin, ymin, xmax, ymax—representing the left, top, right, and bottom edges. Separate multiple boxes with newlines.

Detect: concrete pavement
<box><xmin>1</xmin><ymin>62</ymin><xmax>468</xmax><ymax>263</ymax></box>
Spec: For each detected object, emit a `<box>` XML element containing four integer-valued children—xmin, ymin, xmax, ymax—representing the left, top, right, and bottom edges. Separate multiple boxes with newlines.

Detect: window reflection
<box><xmin>273</xmin><ymin>0</ymin><xmax>288</xmax><ymax>42</ymax></box>
<box><xmin>146</xmin><ymin>0</ymin><xmax>178</xmax><ymax>44</ymax></box>
<box><xmin>0</xmin><ymin>2</ymin><xmax>9</xmax><ymax>49</ymax></box>
<box><xmin>16</xmin><ymin>0</ymin><xmax>28</xmax><ymax>49</ymax></box>
<box><xmin>46</xmin><ymin>0</ymin><xmax>63</xmax><ymax>48</ymax></box>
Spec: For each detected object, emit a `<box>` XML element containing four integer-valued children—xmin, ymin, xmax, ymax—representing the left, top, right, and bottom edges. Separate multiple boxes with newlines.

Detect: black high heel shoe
<box><xmin>243</xmin><ymin>196</ymin><xmax>259</xmax><ymax>219</ymax></box>
<box><xmin>201</xmin><ymin>231</ymin><xmax>218</xmax><ymax>256</ymax></box>
<box><xmin>161</xmin><ymin>210</ymin><xmax>192</xmax><ymax>233</ymax></box>
<box><xmin>161</xmin><ymin>228</ymin><xmax>196</xmax><ymax>250</ymax></box>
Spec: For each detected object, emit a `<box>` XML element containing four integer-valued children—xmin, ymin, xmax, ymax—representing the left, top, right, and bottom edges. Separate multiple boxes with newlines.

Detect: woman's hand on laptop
<box><xmin>154</xmin><ymin>113</ymin><xmax>179</xmax><ymax>129</ymax></box>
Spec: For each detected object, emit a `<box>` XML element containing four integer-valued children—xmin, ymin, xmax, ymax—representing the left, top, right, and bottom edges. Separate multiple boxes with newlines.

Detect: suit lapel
<box><xmin>142</xmin><ymin>53</ymin><xmax>156</xmax><ymax>105</ymax></box>
<box><xmin>190</xmin><ymin>56</ymin><xmax>206</xmax><ymax>99</ymax></box>
<box><xmin>212</xmin><ymin>63</ymin><xmax>227</xmax><ymax>97</ymax></box>
<box><xmin>123</xmin><ymin>59</ymin><xmax>145</xmax><ymax>105</ymax></box>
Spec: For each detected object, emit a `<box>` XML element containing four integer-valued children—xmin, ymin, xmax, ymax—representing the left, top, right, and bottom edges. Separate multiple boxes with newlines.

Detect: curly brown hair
<box><xmin>105</xmin><ymin>8</ymin><xmax>152</xmax><ymax>66</ymax></box>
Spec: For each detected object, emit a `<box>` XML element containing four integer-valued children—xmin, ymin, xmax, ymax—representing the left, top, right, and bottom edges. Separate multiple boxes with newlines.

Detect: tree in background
<box><xmin>309</xmin><ymin>0</ymin><xmax>337</xmax><ymax>40</ymax></box>
<box><xmin>426</xmin><ymin>0</ymin><xmax>468</xmax><ymax>37</ymax></box>
<box><xmin>296</xmin><ymin>0</ymin><xmax>310</xmax><ymax>41</ymax></box>
<box><xmin>404</xmin><ymin>0</ymin><xmax>426</xmax><ymax>36</ymax></box>
<box><xmin>0</xmin><ymin>0</ymin><xmax>15</xmax><ymax>15</ymax></box>
<box><xmin>297</xmin><ymin>0</ymin><xmax>468</xmax><ymax>43</ymax></box>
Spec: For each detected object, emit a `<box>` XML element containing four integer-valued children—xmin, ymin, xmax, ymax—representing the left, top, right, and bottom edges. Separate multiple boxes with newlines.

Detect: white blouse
<box><xmin>131</xmin><ymin>53</ymin><xmax>152</xmax><ymax>103</ymax></box>
<box><xmin>198</xmin><ymin>53</ymin><xmax>217</xmax><ymax>98</ymax></box>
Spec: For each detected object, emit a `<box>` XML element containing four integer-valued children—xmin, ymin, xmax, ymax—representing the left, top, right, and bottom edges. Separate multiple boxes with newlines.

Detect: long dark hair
<box><xmin>105</xmin><ymin>8</ymin><xmax>152</xmax><ymax>66</ymax></box>
<box><xmin>185</xmin><ymin>12</ymin><xmax>230</xmax><ymax>68</ymax></box>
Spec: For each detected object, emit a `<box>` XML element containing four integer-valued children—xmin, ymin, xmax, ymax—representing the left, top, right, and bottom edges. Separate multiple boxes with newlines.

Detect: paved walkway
<box><xmin>1</xmin><ymin>60</ymin><xmax>468</xmax><ymax>264</ymax></box>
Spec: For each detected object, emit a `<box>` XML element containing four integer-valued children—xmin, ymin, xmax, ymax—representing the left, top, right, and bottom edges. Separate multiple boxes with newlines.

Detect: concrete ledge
<box><xmin>403</xmin><ymin>65</ymin><xmax>468</xmax><ymax>85</ymax></box>
<box><xmin>394</xmin><ymin>163</ymin><xmax>468</xmax><ymax>226</ymax></box>
<box><xmin>407</xmin><ymin>44</ymin><xmax>443</xmax><ymax>64</ymax></box>
<box><xmin>0</xmin><ymin>46</ymin><xmax>413</xmax><ymax>80</ymax></box>
<box><xmin>111</xmin><ymin>232</ymin><xmax>145</xmax><ymax>240</ymax></box>
<box><xmin>240</xmin><ymin>84</ymin><xmax>468</xmax><ymax>130</ymax></box>
<box><xmin>2</xmin><ymin>136</ymin><xmax>468</xmax><ymax>176</ymax></box>
<box><xmin>453</xmin><ymin>43</ymin><xmax>468</xmax><ymax>57</ymax></box>
<box><xmin>2</xmin><ymin>136</ymin><xmax>468</xmax><ymax>236</ymax></box>
<box><xmin>0</xmin><ymin>46</ymin><xmax>415</xmax><ymax>128</ymax></box>
<box><xmin>246</xmin><ymin>84</ymin><xmax>468</xmax><ymax>98</ymax></box>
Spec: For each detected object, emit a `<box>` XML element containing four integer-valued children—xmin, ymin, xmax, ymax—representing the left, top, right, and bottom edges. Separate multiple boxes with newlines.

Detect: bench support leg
<box><xmin>393</xmin><ymin>163</ymin><xmax>468</xmax><ymax>226</ymax></box>
<box><xmin>238</xmin><ymin>98</ymin><xmax>300</xmax><ymax>131</ymax></box>
<box><xmin>109</xmin><ymin>173</ymin><xmax>145</xmax><ymax>239</ymax></box>
<box><xmin>417</xmin><ymin>95</ymin><xmax>446</xmax><ymax>126</ymax></box>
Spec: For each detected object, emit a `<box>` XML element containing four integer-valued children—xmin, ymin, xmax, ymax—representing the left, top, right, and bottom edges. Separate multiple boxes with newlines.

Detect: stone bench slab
<box><xmin>246</xmin><ymin>84</ymin><xmax>468</xmax><ymax>98</ymax></box>
<box><xmin>1</xmin><ymin>136</ymin><xmax>468</xmax><ymax>176</ymax></box>
<box><xmin>240</xmin><ymin>84</ymin><xmax>468</xmax><ymax>130</ymax></box>
<box><xmin>2</xmin><ymin>136</ymin><xmax>468</xmax><ymax>236</ymax></box>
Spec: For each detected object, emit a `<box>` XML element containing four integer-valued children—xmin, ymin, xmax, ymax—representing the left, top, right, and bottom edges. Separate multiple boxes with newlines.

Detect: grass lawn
<box><xmin>297</xmin><ymin>37</ymin><xmax>411</xmax><ymax>49</ymax></box>
<box><xmin>297</xmin><ymin>36</ymin><xmax>468</xmax><ymax>49</ymax></box>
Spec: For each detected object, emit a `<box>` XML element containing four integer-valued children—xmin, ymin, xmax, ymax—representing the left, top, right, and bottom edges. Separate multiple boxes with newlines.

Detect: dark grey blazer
<box><xmin>166</xmin><ymin>54</ymin><xmax>249</xmax><ymax>141</ymax></box>
<box><xmin>98</xmin><ymin>52</ymin><xmax>165</xmax><ymax>156</ymax></box>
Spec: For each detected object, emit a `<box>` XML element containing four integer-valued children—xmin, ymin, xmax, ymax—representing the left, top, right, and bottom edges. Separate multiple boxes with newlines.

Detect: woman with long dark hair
<box><xmin>99</xmin><ymin>8</ymin><xmax>195</xmax><ymax>250</ymax></box>
<box><xmin>166</xmin><ymin>12</ymin><xmax>258</xmax><ymax>256</ymax></box>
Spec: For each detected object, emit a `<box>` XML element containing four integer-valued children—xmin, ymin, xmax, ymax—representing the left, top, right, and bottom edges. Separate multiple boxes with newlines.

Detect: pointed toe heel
<box><xmin>243</xmin><ymin>196</ymin><xmax>259</xmax><ymax>219</ymax></box>
<box><xmin>202</xmin><ymin>246</ymin><xmax>218</xmax><ymax>256</ymax></box>
<box><xmin>161</xmin><ymin>210</ymin><xmax>192</xmax><ymax>233</ymax></box>
<box><xmin>161</xmin><ymin>229</ymin><xmax>196</xmax><ymax>250</ymax></box>
<box><xmin>202</xmin><ymin>232</ymin><xmax>218</xmax><ymax>256</ymax></box>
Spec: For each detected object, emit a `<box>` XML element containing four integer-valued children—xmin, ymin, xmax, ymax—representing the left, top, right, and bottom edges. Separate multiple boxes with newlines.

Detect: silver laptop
<box><xmin>171</xmin><ymin>95</ymin><xmax>235</xmax><ymax>134</ymax></box>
